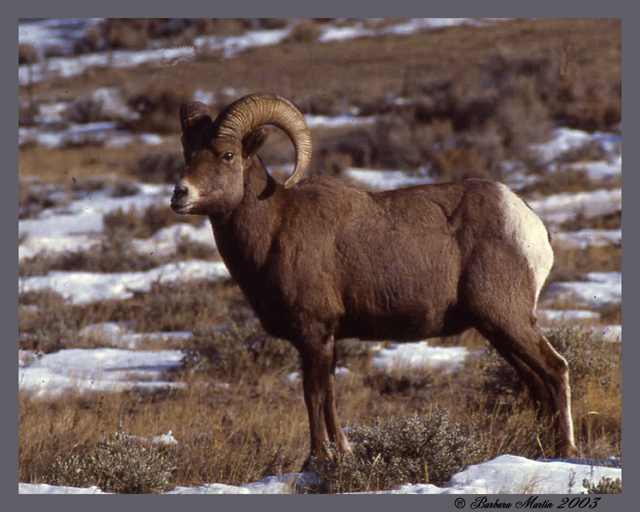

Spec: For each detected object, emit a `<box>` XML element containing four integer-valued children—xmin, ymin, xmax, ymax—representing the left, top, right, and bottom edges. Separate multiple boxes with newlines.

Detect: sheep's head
<box><xmin>171</xmin><ymin>94</ymin><xmax>312</xmax><ymax>217</ymax></box>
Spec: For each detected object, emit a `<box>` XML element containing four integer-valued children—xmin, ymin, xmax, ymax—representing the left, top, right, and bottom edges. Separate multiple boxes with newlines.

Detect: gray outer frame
<box><xmin>10</xmin><ymin>4</ymin><xmax>631</xmax><ymax>512</ymax></box>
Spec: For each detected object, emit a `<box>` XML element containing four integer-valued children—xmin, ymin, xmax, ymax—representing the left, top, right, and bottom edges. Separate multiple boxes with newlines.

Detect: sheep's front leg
<box><xmin>299</xmin><ymin>333</ymin><xmax>351</xmax><ymax>469</ymax></box>
<box><xmin>300</xmin><ymin>342</ymin><xmax>332</xmax><ymax>460</ymax></box>
<box><xmin>322</xmin><ymin>337</ymin><xmax>351</xmax><ymax>455</ymax></box>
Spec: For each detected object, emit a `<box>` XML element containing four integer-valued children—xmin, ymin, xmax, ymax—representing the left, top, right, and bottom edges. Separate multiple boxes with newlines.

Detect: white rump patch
<box><xmin>496</xmin><ymin>183</ymin><xmax>554</xmax><ymax>310</ymax></box>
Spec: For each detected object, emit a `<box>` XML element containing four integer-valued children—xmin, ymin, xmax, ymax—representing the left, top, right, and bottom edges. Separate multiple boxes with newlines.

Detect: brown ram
<box><xmin>171</xmin><ymin>93</ymin><xmax>576</xmax><ymax>463</ymax></box>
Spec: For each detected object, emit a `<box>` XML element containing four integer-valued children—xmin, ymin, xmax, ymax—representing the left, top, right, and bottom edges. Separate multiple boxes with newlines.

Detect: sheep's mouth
<box><xmin>170</xmin><ymin>200</ymin><xmax>194</xmax><ymax>213</ymax></box>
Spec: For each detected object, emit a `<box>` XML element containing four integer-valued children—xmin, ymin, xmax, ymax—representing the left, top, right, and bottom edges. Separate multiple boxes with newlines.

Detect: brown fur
<box><xmin>171</xmin><ymin>110</ymin><xmax>576</xmax><ymax>464</ymax></box>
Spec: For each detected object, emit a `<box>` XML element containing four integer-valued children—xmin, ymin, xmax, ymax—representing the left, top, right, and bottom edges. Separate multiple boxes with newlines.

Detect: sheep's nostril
<box><xmin>173</xmin><ymin>184</ymin><xmax>188</xmax><ymax>200</ymax></box>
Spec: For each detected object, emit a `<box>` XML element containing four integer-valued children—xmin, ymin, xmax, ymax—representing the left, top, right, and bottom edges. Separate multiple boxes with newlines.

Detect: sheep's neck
<box><xmin>211</xmin><ymin>163</ymin><xmax>285</xmax><ymax>285</ymax></box>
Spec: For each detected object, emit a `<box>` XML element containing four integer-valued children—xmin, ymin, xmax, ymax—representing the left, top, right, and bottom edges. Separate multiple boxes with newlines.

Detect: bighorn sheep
<box><xmin>171</xmin><ymin>93</ymin><xmax>576</xmax><ymax>462</ymax></box>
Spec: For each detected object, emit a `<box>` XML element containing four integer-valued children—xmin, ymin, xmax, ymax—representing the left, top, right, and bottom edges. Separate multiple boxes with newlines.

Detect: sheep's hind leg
<box><xmin>464</xmin><ymin>246</ymin><xmax>576</xmax><ymax>458</ymax></box>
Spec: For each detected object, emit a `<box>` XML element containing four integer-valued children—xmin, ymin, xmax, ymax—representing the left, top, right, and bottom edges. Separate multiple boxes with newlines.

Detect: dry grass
<box><xmin>19</xmin><ymin>141</ymin><xmax>182</xmax><ymax>183</ymax></box>
<box><xmin>283</xmin><ymin>21</ymin><xmax>322</xmax><ymax>44</ymax></box>
<box><xmin>19</xmin><ymin>311</ymin><xmax>621</xmax><ymax>491</ymax></box>
<box><xmin>18</xmin><ymin>234</ymin><xmax>219</xmax><ymax>278</ymax></box>
<box><xmin>102</xmin><ymin>203</ymin><xmax>203</xmax><ymax>239</ymax></box>
<box><xmin>19</xmin><ymin>43</ymin><xmax>40</xmax><ymax>65</ymax></box>
<box><xmin>520</xmin><ymin>168</ymin><xmax>621</xmax><ymax>197</ymax></box>
<box><xmin>18</xmin><ymin>215</ymin><xmax>621</xmax><ymax>491</ymax></box>
<box><xmin>19</xmin><ymin>374</ymin><xmax>310</xmax><ymax>488</ymax></box>
<box><xmin>549</xmin><ymin>242</ymin><xmax>622</xmax><ymax>283</ymax></box>
<box><xmin>18</xmin><ymin>278</ymin><xmax>238</xmax><ymax>351</ymax></box>
<box><xmin>560</xmin><ymin>210</ymin><xmax>621</xmax><ymax>231</ymax></box>
<box><xmin>124</xmin><ymin>79</ymin><xmax>194</xmax><ymax>134</ymax></box>
<box><xmin>19</xmin><ymin>19</ymin><xmax>620</xmax><ymax>194</ymax></box>
<box><xmin>133</xmin><ymin>151</ymin><xmax>184</xmax><ymax>184</ymax></box>
<box><xmin>23</xmin><ymin>19</ymin><xmax>619</xmax><ymax>119</ymax></box>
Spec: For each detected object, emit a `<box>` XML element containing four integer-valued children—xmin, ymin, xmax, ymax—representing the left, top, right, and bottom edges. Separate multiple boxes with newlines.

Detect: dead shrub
<box><xmin>148</xmin><ymin>19</ymin><xmax>191</xmax><ymax>39</ymax></box>
<box><xmin>560</xmin><ymin>210</ymin><xmax>621</xmax><ymax>231</ymax></box>
<box><xmin>46</xmin><ymin>424</ymin><xmax>176</xmax><ymax>493</ymax></box>
<box><xmin>337</xmin><ymin>339</ymin><xmax>374</xmax><ymax>368</ymax></box>
<box><xmin>364</xmin><ymin>368</ymin><xmax>433</xmax><ymax>397</ymax></box>
<box><xmin>42</xmin><ymin>45</ymin><xmax>68</xmax><ymax>59</ymax></box>
<box><xmin>70</xmin><ymin>175</ymin><xmax>108</xmax><ymax>196</ymax></box>
<box><xmin>296</xmin><ymin>90</ymin><xmax>349</xmax><ymax>116</ymax></box>
<box><xmin>19</xmin><ymin>43</ymin><xmax>40</xmax><ymax>65</ymax></box>
<box><xmin>110</xmin><ymin>180</ymin><xmax>141</xmax><ymax>198</ymax></box>
<box><xmin>556</xmin><ymin>140</ymin><xmax>609</xmax><ymax>164</ymax></box>
<box><xmin>316</xmin><ymin>128</ymin><xmax>376</xmax><ymax>171</ymax></box>
<box><xmin>349</xmin><ymin>93</ymin><xmax>394</xmax><ymax>118</ymax></box>
<box><xmin>174</xmin><ymin>237</ymin><xmax>219</xmax><ymax>261</ymax></box>
<box><xmin>372</xmin><ymin>116</ymin><xmax>420</xmax><ymax>170</ymax></box>
<box><xmin>45</xmin><ymin>450</ymin><xmax>96</xmax><ymax>489</ymax></box>
<box><xmin>104</xmin><ymin>19</ymin><xmax>151</xmax><ymax>50</ymax></box>
<box><xmin>494</xmin><ymin>79</ymin><xmax>551</xmax><ymax>153</ymax></box>
<box><xmin>548</xmin><ymin>327</ymin><xmax>620</xmax><ymax>392</ymax></box>
<box><xmin>182</xmin><ymin>317</ymin><xmax>299</xmax><ymax>383</ymax></box>
<box><xmin>258</xmin><ymin>18</ymin><xmax>291</xmax><ymax>30</ymax></box>
<box><xmin>73</xmin><ymin>26</ymin><xmax>105</xmax><ymax>54</ymax></box>
<box><xmin>283</xmin><ymin>21</ymin><xmax>322</xmax><ymax>44</ymax></box>
<box><xmin>63</xmin><ymin>96</ymin><xmax>106</xmax><ymax>124</ymax></box>
<box><xmin>432</xmin><ymin>147</ymin><xmax>489</xmax><ymax>182</ymax></box>
<box><xmin>19</xmin><ymin>233</ymin><xmax>158</xmax><ymax>277</ymax></box>
<box><xmin>126</xmin><ymin>81</ymin><xmax>194</xmax><ymax>134</ymax></box>
<box><xmin>102</xmin><ymin>203</ymin><xmax>202</xmax><ymax>239</ymax></box>
<box><xmin>316</xmin><ymin>111</ymin><xmax>503</xmax><ymax>179</ymax></box>
<box><xmin>519</xmin><ymin>168</ymin><xmax>600</xmax><ymax>197</ymax></box>
<box><xmin>18</xmin><ymin>183</ymin><xmax>70</xmax><ymax>220</ymax></box>
<box><xmin>484</xmin><ymin>48</ymin><xmax>620</xmax><ymax>132</ymax></box>
<box><xmin>134</xmin><ymin>152</ymin><xmax>184</xmax><ymax>184</ymax></box>
<box><xmin>19</xmin><ymin>102</ymin><xmax>39</xmax><ymax>127</ymax></box>
<box><xmin>310</xmin><ymin>410</ymin><xmax>485</xmax><ymax>492</ymax></box>
<box><xmin>583</xmin><ymin>476</ymin><xmax>622</xmax><ymax>494</ymax></box>
<box><xmin>369</xmin><ymin>53</ymin><xmax>559</xmax><ymax>172</ymax></box>
<box><xmin>599</xmin><ymin>303</ymin><xmax>622</xmax><ymax>325</ymax></box>
<box><xmin>550</xmin><ymin>242</ymin><xmax>621</xmax><ymax>281</ymax></box>
<box><xmin>18</xmin><ymin>290</ymin><xmax>79</xmax><ymax>353</ymax></box>
<box><xmin>194</xmin><ymin>18</ymin><xmax>251</xmax><ymax>36</ymax></box>
<box><xmin>316</xmin><ymin>150</ymin><xmax>353</xmax><ymax>176</ymax></box>
<box><xmin>546</xmin><ymin>265</ymin><xmax>589</xmax><ymax>285</ymax></box>
<box><xmin>107</xmin><ymin>279</ymin><xmax>238</xmax><ymax>333</ymax></box>
<box><xmin>564</xmin><ymin>89</ymin><xmax>621</xmax><ymax>133</ymax></box>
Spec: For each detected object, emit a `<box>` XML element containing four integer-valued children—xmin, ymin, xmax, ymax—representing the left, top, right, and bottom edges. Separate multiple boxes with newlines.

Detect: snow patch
<box><xmin>545</xmin><ymin>272</ymin><xmax>621</xmax><ymax>309</ymax></box>
<box><xmin>344</xmin><ymin>168</ymin><xmax>435</xmax><ymax>190</ymax></box>
<box><xmin>533</xmin><ymin>128</ymin><xmax>621</xmax><ymax>164</ymax></box>
<box><xmin>305</xmin><ymin>114</ymin><xmax>375</xmax><ymax>128</ymax></box>
<box><xmin>19</xmin><ymin>454</ymin><xmax>621</xmax><ymax>494</ymax></box>
<box><xmin>19</xmin><ymin>348</ymin><xmax>186</xmax><ymax>399</ymax></box>
<box><xmin>19</xmin><ymin>184</ymin><xmax>172</xmax><ymax>238</ymax></box>
<box><xmin>538</xmin><ymin>309</ymin><xmax>601</xmax><ymax>324</ymax></box>
<box><xmin>19</xmin><ymin>260</ymin><xmax>230</xmax><ymax>304</ymax></box>
<box><xmin>564</xmin><ymin>156</ymin><xmax>622</xmax><ymax>182</ymax></box>
<box><xmin>373</xmin><ymin>342</ymin><xmax>476</xmax><ymax>373</ymax></box>
<box><xmin>553</xmin><ymin>230</ymin><xmax>621</xmax><ymax>250</ymax></box>
<box><xmin>529</xmin><ymin>189</ymin><xmax>621</xmax><ymax>226</ymax></box>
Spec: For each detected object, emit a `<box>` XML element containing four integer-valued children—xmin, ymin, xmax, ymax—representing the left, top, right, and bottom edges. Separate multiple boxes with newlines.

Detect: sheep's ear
<box><xmin>242</xmin><ymin>128</ymin><xmax>269</xmax><ymax>158</ymax></box>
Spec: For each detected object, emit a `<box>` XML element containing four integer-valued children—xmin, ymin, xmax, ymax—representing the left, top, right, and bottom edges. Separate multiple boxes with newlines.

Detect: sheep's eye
<box><xmin>222</xmin><ymin>152</ymin><xmax>234</xmax><ymax>162</ymax></box>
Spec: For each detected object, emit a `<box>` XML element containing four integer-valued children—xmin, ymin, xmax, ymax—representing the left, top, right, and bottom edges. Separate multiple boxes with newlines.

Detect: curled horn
<box><xmin>216</xmin><ymin>94</ymin><xmax>312</xmax><ymax>188</ymax></box>
<box><xmin>180</xmin><ymin>101</ymin><xmax>212</xmax><ymax>131</ymax></box>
